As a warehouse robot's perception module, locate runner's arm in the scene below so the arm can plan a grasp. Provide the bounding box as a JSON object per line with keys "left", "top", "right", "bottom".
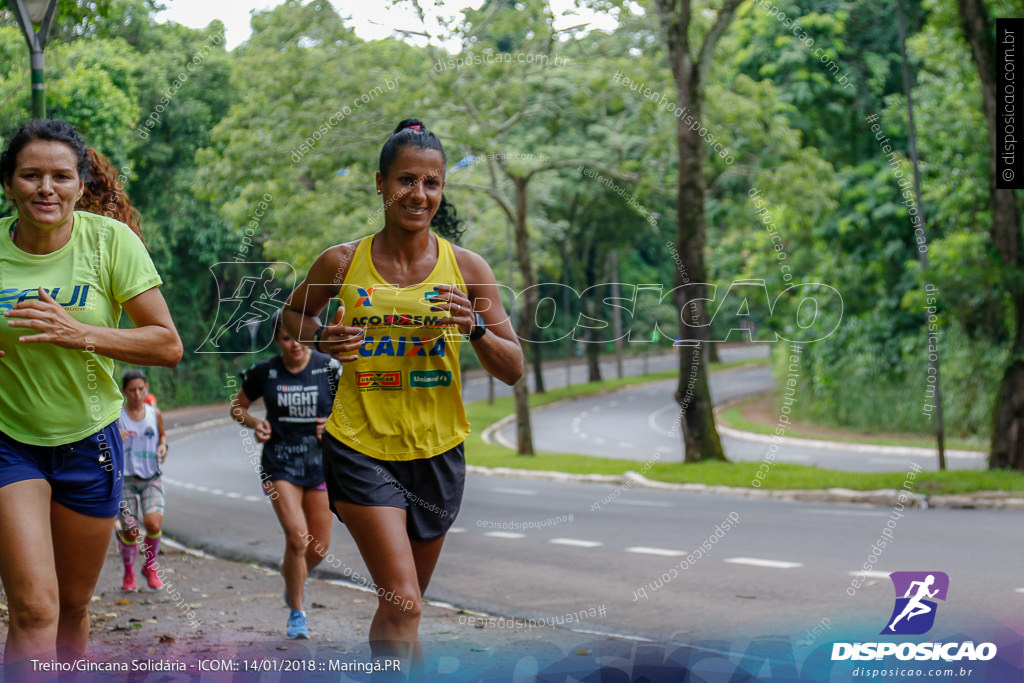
{"left": 283, "top": 243, "right": 365, "bottom": 361}
{"left": 156, "top": 409, "right": 167, "bottom": 463}
{"left": 5, "top": 286, "right": 182, "bottom": 367}
{"left": 230, "top": 388, "right": 271, "bottom": 442}
{"left": 454, "top": 249, "right": 523, "bottom": 386}
{"left": 282, "top": 245, "right": 348, "bottom": 346}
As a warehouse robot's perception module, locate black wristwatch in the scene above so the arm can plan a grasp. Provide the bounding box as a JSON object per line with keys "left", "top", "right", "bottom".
{"left": 468, "top": 312, "right": 487, "bottom": 341}
{"left": 313, "top": 325, "right": 326, "bottom": 352}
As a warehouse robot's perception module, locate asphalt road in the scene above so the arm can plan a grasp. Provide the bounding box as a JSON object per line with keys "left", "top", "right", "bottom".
{"left": 163, "top": 434, "right": 1024, "bottom": 642}
{"left": 494, "top": 360, "right": 986, "bottom": 473}
{"left": 161, "top": 345, "right": 1019, "bottom": 642}
{"left": 459, "top": 343, "right": 764, "bottom": 403}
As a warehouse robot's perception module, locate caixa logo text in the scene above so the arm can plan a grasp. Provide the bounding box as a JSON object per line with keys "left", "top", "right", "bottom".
{"left": 831, "top": 642, "right": 996, "bottom": 662}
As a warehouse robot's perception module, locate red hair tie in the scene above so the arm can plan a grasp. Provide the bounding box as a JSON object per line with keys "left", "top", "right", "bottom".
{"left": 409, "top": 125, "right": 422, "bottom": 130}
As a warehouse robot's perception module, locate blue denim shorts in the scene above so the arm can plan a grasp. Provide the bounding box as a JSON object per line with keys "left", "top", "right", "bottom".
{"left": 0, "top": 421, "right": 124, "bottom": 518}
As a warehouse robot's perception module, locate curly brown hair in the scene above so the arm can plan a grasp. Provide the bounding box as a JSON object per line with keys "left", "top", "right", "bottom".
{"left": 76, "top": 147, "right": 145, "bottom": 244}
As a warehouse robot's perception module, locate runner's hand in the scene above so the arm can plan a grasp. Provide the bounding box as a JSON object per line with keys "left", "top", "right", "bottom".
{"left": 254, "top": 419, "right": 272, "bottom": 443}
{"left": 429, "top": 285, "right": 475, "bottom": 336}
{"left": 3, "top": 288, "right": 85, "bottom": 348}
{"left": 319, "top": 304, "right": 364, "bottom": 362}
{"left": 157, "top": 443, "right": 168, "bottom": 463}
{"left": 315, "top": 417, "right": 327, "bottom": 441}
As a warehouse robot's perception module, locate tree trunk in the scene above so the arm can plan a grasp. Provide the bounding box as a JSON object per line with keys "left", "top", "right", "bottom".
{"left": 957, "top": 0, "right": 1024, "bottom": 469}
{"left": 586, "top": 329, "right": 603, "bottom": 382}
{"left": 512, "top": 377, "right": 534, "bottom": 456}
{"left": 511, "top": 177, "right": 537, "bottom": 454}
{"left": 610, "top": 249, "right": 625, "bottom": 379}
{"left": 581, "top": 275, "right": 603, "bottom": 382}
{"left": 676, "top": 128, "right": 726, "bottom": 462}
{"left": 990, "top": 362, "right": 1024, "bottom": 469}
{"left": 532, "top": 342, "right": 545, "bottom": 394}
{"left": 658, "top": 0, "right": 727, "bottom": 462}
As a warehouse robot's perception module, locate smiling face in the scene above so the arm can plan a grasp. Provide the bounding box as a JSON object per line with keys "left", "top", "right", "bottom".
{"left": 275, "top": 327, "right": 308, "bottom": 363}
{"left": 2, "top": 139, "right": 84, "bottom": 234}
{"left": 375, "top": 146, "right": 446, "bottom": 233}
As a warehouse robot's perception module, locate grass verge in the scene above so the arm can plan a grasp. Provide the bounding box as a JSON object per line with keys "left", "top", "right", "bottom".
{"left": 464, "top": 359, "right": 1024, "bottom": 495}
{"left": 717, "top": 394, "right": 988, "bottom": 453}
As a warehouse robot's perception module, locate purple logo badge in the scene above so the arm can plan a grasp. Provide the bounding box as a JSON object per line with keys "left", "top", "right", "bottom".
{"left": 881, "top": 571, "right": 949, "bottom": 635}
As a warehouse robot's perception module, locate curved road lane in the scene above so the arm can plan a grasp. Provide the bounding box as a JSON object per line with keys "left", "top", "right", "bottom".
{"left": 495, "top": 367, "right": 986, "bottom": 472}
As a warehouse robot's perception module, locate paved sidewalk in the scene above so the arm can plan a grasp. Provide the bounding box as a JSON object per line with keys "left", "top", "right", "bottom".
{"left": 1, "top": 539, "right": 637, "bottom": 682}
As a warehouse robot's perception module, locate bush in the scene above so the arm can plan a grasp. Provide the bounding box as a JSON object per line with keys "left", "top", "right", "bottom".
{"left": 778, "top": 317, "right": 1006, "bottom": 438}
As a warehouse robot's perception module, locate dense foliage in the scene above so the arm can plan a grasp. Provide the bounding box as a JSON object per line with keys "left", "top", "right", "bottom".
{"left": 0, "top": 0, "right": 1018, "bottom": 452}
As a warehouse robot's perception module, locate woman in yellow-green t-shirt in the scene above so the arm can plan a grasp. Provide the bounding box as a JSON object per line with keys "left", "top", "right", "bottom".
{"left": 283, "top": 118, "right": 523, "bottom": 668}
{"left": 0, "top": 120, "right": 182, "bottom": 670}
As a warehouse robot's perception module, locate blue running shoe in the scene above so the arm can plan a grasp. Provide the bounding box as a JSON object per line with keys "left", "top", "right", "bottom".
{"left": 286, "top": 609, "right": 309, "bottom": 639}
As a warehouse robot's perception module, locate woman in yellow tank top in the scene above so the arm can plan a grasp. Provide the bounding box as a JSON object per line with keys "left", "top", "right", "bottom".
{"left": 282, "top": 119, "right": 522, "bottom": 668}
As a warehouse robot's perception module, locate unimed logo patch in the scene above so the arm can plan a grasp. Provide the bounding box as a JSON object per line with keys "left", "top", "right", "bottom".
{"left": 356, "top": 371, "right": 402, "bottom": 390}
{"left": 409, "top": 370, "right": 452, "bottom": 388}
{"left": 882, "top": 571, "right": 949, "bottom": 636}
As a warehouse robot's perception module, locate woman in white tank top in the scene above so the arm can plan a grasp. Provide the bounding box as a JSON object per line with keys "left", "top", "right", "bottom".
{"left": 116, "top": 369, "right": 168, "bottom": 592}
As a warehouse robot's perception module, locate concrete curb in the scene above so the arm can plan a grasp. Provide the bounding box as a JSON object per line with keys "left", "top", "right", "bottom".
{"left": 715, "top": 420, "right": 985, "bottom": 460}
{"left": 464, "top": 466, "right": 1024, "bottom": 510}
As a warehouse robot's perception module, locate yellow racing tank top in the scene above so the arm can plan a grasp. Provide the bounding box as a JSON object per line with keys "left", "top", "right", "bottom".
{"left": 325, "top": 234, "right": 470, "bottom": 460}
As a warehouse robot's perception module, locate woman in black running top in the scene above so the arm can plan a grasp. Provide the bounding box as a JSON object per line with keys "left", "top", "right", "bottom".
{"left": 230, "top": 310, "right": 339, "bottom": 639}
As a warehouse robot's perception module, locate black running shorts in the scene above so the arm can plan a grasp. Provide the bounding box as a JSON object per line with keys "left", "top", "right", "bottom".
{"left": 321, "top": 433, "right": 464, "bottom": 541}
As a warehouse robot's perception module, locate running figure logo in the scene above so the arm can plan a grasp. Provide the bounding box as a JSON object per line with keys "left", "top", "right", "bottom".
{"left": 881, "top": 571, "right": 949, "bottom": 635}
{"left": 197, "top": 262, "right": 296, "bottom": 353}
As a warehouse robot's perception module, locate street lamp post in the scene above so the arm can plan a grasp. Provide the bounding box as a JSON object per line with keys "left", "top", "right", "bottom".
{"left": 7, "top": 0, "right": 60, "bottom": 119}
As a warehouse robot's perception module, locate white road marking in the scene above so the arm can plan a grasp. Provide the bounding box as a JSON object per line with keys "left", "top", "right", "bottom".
{"left": 549, "top": 538, "right": 603, "bottom": 548}
{"left": 725, "top": 557, "right": 803, "bottom": 569}
{"left": 226, "top": 492, "right": 241, "bottom": 499}
{"left": 626, "top": 547, "right": 687, "bottom": 557}
{"left": 593, "top": 437, "right": 606, "bottom": 445}
{"left": 243, "top": 496, "right": 261, "bottom": 502}
{"left": 612, "top": 499, "right": 671, "bottom": 508}
{"left": 647, "top": 403, "right": 678, "bottom": 437}
{"left": 447, "top": 527, "right": 467, "bottom": 534}
{"left": 779, "top": 455, "right": 812, "bottom": 462}
{"left": 485, "top": 531, "right": 525, "bottom": 539}
{"left": 210, "top": 489, "right": 224, "bottom": 496}
{"left": 491, "top": 488, "right": 537, "bottom": 496}
{"left": 811, "top": 509, "right": 887, "bottom": 517}
{"left": 846, "top": 570, "right": 891, "bottom": 579}
{"left": 1016, "top": 588, "right": 1024, "bottom": 594}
